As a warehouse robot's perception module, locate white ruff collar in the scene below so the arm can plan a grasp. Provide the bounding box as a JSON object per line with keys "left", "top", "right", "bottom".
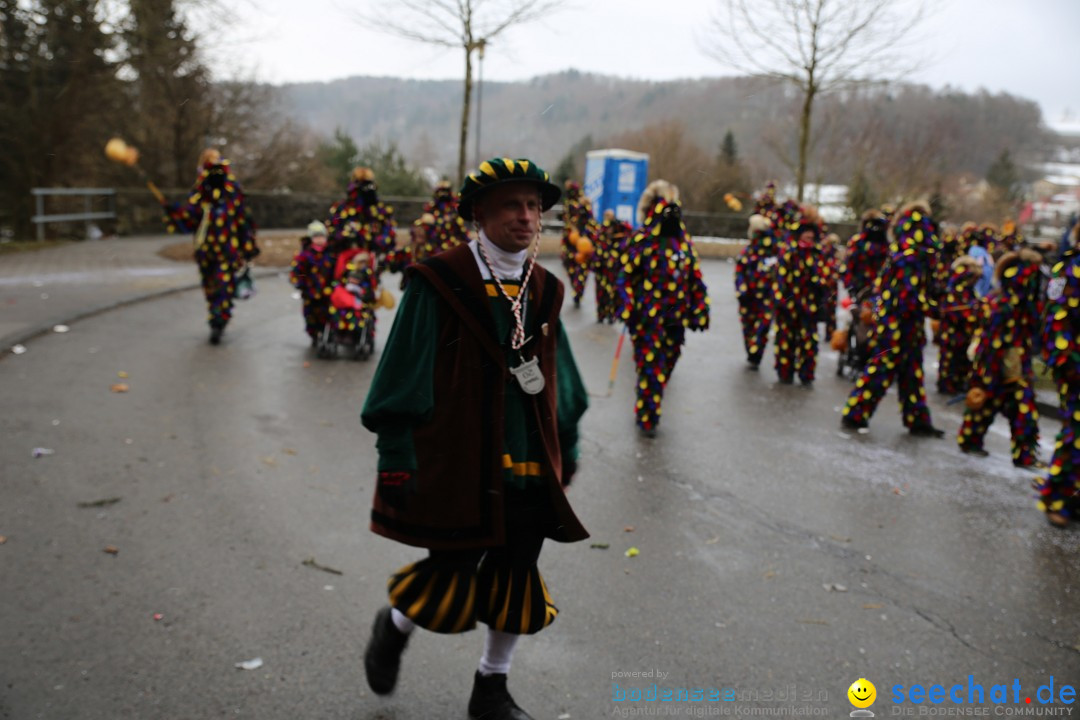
{"left": 471, "top": 230, "right": 527, "bottom": 281}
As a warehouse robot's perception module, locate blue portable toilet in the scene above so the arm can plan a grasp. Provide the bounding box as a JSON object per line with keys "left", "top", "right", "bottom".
{"left": 583, "top": 149, "right": 649, "bottom": 227}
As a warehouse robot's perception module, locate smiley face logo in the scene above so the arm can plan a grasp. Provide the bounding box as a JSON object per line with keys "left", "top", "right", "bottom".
{"left": 848, "top": 678, "right": 876, "bottom": 709}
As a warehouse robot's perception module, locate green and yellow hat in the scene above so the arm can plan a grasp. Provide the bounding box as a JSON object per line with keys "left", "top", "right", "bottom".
{"left": 458, "top": 157, "right": 561, "bottom": 222}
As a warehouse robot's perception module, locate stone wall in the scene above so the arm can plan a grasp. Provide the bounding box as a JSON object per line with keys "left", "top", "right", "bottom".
{"left": 114, "top": 187, "right": 858, "bottom": 245}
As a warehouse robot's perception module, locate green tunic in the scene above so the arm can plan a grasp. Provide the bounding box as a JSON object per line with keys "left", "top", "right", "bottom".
{"left": 363, "top": 273, "right": 587, "bottom": 491}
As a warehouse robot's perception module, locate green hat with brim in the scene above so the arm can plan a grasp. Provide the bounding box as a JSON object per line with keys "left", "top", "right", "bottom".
{"left": 458, "top": 157, "right": 561, "bottom": 222}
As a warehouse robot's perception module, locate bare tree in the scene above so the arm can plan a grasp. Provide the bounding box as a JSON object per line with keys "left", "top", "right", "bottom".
{"left": 355, "top": 0, "right": 563, "bottom": 184}
{"left": 703, "top": 0, "right": 927, "bottom": 202}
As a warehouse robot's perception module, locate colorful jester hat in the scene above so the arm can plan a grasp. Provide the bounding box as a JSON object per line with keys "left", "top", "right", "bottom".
{"left": 994, "top": 248, "right": 1043, "bottom": 304}
{"left": 773, "top": 199, "right": 803, "bottom": 235}
{"left": 427, "top": 180, "right": 458, "bottom": 212}
{"left": 860, "top": 208, "right": 888, "bottom": 234}
{"left": 887, "top": 201, "right": 940, "bottom": 258}
{"left": 458, "top": 157, "right": 561, "bottom": 222}
{"left": 754, "top": 180, "right": 778, "bottom": 215}
{"left": 950, "top": 255, "right": 982, "bottom": 281}
{"left": 637, "top": 180, "right": 681, "bottom": 228}
{"left": 789, "top": 205, "right": 826, "bottom": 248}
{"left": 188, "top": 154, "right": 241, "bottom": 206}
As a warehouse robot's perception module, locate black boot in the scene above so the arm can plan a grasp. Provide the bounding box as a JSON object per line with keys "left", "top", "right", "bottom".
{"left": 208, "top": 324, "right": 224, "bottom": 345}
{"left": 909, "top": 424, "right": 945, "bottom": 438}
{"left": 364, "top": 606, "right": 410, "bottom": 695}
{"left": 468, "top": 671, "right": 534, "bottom": 720}
{"left": 841, "top": 415, "right": 867, "bottom": 431}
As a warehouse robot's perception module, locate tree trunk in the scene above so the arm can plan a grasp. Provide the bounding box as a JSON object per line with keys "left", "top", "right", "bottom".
{"left": 457, "top": 46, "right": 474, "bottom": 186}
{"left": 796, "top": 84, "right": 816, "bottom": 204}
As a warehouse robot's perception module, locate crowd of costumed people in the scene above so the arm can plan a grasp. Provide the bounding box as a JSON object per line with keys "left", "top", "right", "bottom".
{"left": 734, "top": 182, "right": 1079, "bottom": 530}
{"left": 154, "top": 148, "right": 1078, "bottom": 532}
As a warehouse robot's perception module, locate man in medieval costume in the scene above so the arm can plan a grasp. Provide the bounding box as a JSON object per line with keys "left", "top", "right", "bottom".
{"left": 360, "top": 157, "right": 589, "bottom": 720}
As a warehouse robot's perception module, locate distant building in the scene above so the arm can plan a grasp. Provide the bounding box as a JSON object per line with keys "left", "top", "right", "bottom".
{"left": 781, "top": 183, "right": 851, "bottom": 223}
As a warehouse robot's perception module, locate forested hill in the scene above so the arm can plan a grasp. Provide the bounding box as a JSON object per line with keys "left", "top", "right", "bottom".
{"left": 277, "top": 70, "right": 1050, "bottom": 185}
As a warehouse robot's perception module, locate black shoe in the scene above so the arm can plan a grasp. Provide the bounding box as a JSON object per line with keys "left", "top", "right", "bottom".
{"left": 468, "top": 671, "right": 534, "bottom": 720}
{"left": 639, "top": 426, "right": 657, "bottom": 439}
{"left": 800, "top": 379, "right": 813, "bottom": 388}
{"left": 746, "top": 358, "right": 760, "bottom": 371}
{"left": 778, "top": 377, "right": 793, "bottom": 385}
{"left": 364, "top": 606, "right": 410, "bottom": 696}
{"left": 573, "top": 297, "right": 581, "bottom": 309}
{"left": 841, "top": 416, "right": 867, "bottom": 431}
{"left": 1014, "top": 457, "right": 1047, "bottom": 472}
{"left": 909, "top": 424, "right": 945, "bottom": 438}
{"left": 960, "top": 445, "right": 989, "bottom": 457}
{"left": 209, "top": 325, "right": 223, "bottom": 345}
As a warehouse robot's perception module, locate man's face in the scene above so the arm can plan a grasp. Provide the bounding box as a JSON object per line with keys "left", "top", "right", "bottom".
{"left": 474, "top": 182, "right": 542, "bottom": 253}
{"left": 311, "top": 233, "right": 327, "bottom": 249}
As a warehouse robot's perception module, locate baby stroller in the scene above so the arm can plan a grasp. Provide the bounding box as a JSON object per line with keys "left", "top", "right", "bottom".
{"left": 835, "top": 286, "right": 875, "bottom": 379}
{"left": 317, "top": 250, "right": 378, "bottom": 361}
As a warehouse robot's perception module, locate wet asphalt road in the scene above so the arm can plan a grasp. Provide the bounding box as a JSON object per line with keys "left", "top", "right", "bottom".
{"left": 2, "top": 259, "right": 1078, "bottom": 720}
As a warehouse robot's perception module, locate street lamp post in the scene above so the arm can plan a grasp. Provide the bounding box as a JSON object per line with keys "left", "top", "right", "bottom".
{"left": 474, "top": 39, "right": 487, "bottom": 169}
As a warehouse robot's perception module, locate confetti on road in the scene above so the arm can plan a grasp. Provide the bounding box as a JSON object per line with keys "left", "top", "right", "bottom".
{"left": 302, "top": 557, "right": 343, "bottom": 575}
{"left": 77, "top": 497, "right": 122, "bottom": 508}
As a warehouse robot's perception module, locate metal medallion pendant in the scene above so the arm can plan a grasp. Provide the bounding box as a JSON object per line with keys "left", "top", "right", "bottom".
{"left": 510, "top": 356, "right": 545, "bottom": 395}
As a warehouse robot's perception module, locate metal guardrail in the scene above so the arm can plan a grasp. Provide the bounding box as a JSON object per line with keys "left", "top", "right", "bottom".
{"left": 31, "top": 187, "right": 117, "bottom": 241}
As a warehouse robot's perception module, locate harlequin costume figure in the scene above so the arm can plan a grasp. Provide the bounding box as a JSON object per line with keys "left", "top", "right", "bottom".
{"left": 935, "top": 256, "right": 982, "bottom": 395}
{"left": 424, "top": 180, "right": 470, "bottom": 254}
{"left": 360, "top": 157, "right": 588, "bottom": 720}
{"left": 734, "top": 213, "right": 779, "bottom": 369}
{"left": 560, "top": 181, "right": 595, "bottom": 308}
{"left": 771, "top": 210, "right": 832, "bottom": 386}
{"left": 326, "top": 167, "right": 396, "bottom": 259}
{"left": 840, "top": 209, "right": 889, "bottom": 300}
{"left": 957, "top": 249, "right": 1044, "bottom": 468}
{"left": 384, "top": 213, "right": 436, "bottom": 289}
{"left": 1035, "top": 225, "right": 1080, "bottom": 528}
{"left": 594, "top": 209, "right": 631, "bottom": 324}
{"left": 163, "top": 148, "right": 259, "bottom": 345}
{"left": 841, "top": 201, "right": 945, "bottom": 436}
{"left": 290, "top": 221, "right": 337, "bottom": 346}
{"left": 617, "top": 180, "right": 710, "bottom": 437}
{"left": 931, "top": 225, "right": 962, "bottom": 303}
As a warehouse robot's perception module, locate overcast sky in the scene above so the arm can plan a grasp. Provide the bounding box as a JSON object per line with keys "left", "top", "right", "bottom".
{"left": 211, "top": 0, "right": 1080, "bottom": 128}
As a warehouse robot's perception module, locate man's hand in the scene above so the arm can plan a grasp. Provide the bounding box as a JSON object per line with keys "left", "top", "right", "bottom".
{"left": 561, "top": 457, "right": 577, "bottom": 489}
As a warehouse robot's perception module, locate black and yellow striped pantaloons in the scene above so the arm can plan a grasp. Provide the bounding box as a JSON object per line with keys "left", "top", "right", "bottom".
{"left": 386, "top": 499, "right": 558, "bottom": 635}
